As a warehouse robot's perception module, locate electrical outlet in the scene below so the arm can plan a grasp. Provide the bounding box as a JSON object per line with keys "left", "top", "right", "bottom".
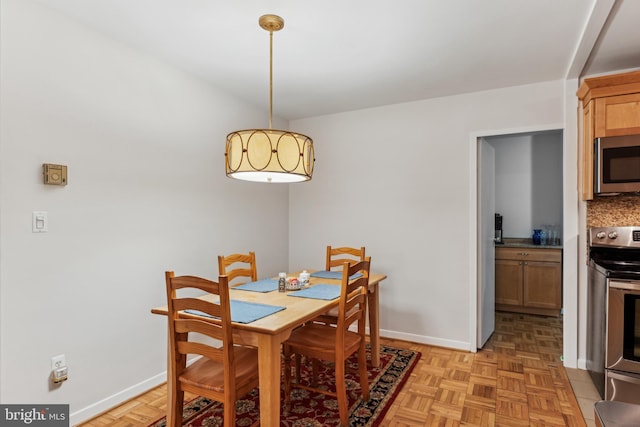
{"left": 51, "top": 366, "right": 68, "bottom": 383}
{"left": 51, "top": 354, "right": 65, "bottom": 370}
{"left": 51, "top": 354, "right": 68, "bottom": 383}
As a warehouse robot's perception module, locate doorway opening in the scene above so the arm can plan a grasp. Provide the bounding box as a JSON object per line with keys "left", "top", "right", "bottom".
{"left": 477, "top": 129, "right": 564, "bottom": 350}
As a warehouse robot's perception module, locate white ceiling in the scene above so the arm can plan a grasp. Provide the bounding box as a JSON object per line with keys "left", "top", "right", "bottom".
{"left": 581, "top": 0, "right": 640, "bottom": 76}
{"left": 32, "top": 0, "right": 640, "bottom": 120}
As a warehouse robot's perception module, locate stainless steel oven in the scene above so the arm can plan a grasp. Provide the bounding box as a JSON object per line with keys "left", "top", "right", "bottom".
{"left": 587, "top": 258, "right": 607, "bottom": 397}
{"left": 606, "top": 279, "right": 640, "bottom": 403}
{"left": 588, "top": 226, "right": 640, "bottom": 404}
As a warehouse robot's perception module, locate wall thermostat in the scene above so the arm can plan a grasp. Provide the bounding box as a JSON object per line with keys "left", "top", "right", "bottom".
{"left": 43, "top": 163, "right": 67, "bottom": 186}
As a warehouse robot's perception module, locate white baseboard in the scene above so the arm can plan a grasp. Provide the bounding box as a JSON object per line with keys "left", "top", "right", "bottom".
{"left": 380, "top": 328, "right": 470, "bottom": 351}
{"left": 70, "top": 371, "right": 166, "bottom": 426}
{"left": 576, "top": 358, "right": 587, "bottom": 370}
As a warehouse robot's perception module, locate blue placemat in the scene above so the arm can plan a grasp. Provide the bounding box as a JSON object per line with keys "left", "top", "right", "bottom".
{"left": 310, "top": 270, "right": 363, "bottom": 280}
{"left": 234, "top": 279, "right": 279, "bottom": 293}
{"left": 184, "top": 300, "right": 285, "bottom": 324}
{"left": 287, "top": 284, "right": 340, "bottom": 300}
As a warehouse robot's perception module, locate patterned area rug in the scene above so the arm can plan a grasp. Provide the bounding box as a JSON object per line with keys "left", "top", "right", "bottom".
{"left": 150, "top": 344, "right": 420, "bottom": 427}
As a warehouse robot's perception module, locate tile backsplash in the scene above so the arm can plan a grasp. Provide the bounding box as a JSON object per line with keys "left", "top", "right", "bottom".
{"left": 587, "top": 195, "right": 640, "bottom": 228}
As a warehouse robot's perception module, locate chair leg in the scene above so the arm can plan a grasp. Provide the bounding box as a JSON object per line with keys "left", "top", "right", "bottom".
{"left": 283, "top": 348, "right": 292, "bottom": 408}
{"left": 223, "top": 396, "right": 236, "bottom": 427}
{"left": 295, "top": 353, "right": 302, "bottom": 383}
{"left": 170, "top": 388, "right": 184, "bottom": 427}
{"left": 311, "top": 358, "right": 319, "bottom": 387}
{"left": 358, "top": 344, "right": 369, "bottom": 401}
{"left": 335, "top": 359, "right": 349, "bottom": 427}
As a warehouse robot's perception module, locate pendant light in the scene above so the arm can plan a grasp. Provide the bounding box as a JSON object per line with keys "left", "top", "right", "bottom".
{"left": 225, "top": 14, "right": 315, "bottom": 183}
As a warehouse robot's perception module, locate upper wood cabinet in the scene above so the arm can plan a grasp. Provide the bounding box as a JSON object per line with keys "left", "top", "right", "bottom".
{"left": 577, "top": 70, "right": 640, "bottom": 200}
{"left": 595, "top": 93, "right": 640, "bottom": 137}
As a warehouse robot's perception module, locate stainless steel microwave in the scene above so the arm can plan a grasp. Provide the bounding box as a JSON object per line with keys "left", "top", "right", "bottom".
{"left": 595, "top": 135, "right": 640, "bottom": 194}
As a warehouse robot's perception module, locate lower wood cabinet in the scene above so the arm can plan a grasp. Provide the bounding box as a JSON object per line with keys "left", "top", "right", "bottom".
{"left": 495, "top": 247, "right": 562, "bottom": 317}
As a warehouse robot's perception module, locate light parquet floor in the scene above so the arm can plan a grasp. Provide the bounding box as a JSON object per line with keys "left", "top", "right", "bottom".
{"left": 78, "top": 312, "right": 590, "bottom": 427}
{"left": 379, "top": 312, "right": 587, "bottom": 427}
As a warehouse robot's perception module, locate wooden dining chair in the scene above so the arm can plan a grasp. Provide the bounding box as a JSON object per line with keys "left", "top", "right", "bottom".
{"left": 314, "top": 245, "right": 368, "bottom": 326}
{"left": 217, "top": 252, "right": 258, "bottom": 287}
{"left": 283, "top": 258, "right": 371, "bottom": 427}
{"left": 164, "top": 271, "right": 259, "bottom": 427}
{"left": 325, "top": 245, "right": 366, "bottom": 271}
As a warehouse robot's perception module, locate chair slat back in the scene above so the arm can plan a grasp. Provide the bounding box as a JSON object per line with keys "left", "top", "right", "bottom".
{"left": 325, "top": 246, "right": 366, "bottom": 271}
{"left": 337, "top": 257, "right": 370, "bottom": 344}
{"left": 165, "top": 271, "right": 235, "bottom": 375}
{"left": 218, "top": 252, "right": 258, "bottom": 286}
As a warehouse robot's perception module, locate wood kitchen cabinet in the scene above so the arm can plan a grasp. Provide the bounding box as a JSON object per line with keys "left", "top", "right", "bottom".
{"left": 594, "top": 93, "right": 640, "bottom": 137}
{"left": 495, "top": 247, "right": 562, "bottom": 317}
{"left": 577, "top": 70, "right": 640, "bottom": 200}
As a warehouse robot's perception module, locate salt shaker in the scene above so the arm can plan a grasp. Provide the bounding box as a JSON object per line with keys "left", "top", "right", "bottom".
{"left": 278, "top": 272, "right": 286, "bottom": 293}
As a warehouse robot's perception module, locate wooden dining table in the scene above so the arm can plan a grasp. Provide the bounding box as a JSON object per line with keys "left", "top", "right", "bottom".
{"left": 151, "top": 271, "right": 386, "bottom": 427}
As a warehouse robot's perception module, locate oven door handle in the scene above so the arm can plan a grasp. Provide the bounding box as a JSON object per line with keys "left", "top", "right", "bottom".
{"left": 609, "top": 280, "right": 640, "bottom": 292}
{"left": 608, "top": 370, "right": 640, "bottom": 384}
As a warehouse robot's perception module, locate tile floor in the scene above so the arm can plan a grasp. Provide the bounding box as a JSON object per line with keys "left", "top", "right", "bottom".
{"left": 566, "top": 367, "right": 601, "bottom": 427}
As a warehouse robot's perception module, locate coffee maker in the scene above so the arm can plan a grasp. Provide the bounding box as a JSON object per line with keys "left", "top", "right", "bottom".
{"left": 494, "top": 213, "right": 503, "bottom": 244}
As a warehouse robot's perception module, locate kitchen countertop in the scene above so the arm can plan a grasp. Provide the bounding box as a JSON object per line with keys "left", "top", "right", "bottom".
{"left": 496, "top": 238, "right": 563, "bottom": 249}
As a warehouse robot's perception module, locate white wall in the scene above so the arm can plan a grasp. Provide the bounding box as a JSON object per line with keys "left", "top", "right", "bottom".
{"left": 0, "top": 0, "right": 290, "bottom": 422}
{"left": 489, "top": 131, "right": 563, "bottom": 238}
{"left": 530, "top": 132, "right": 564, "bottom": 234}
{"left": 289, "top": 81, "right": 565, "bottom": 351}
{"left": 491, "top": 135, "right": 534, "bottom": 237}
{"left": 563, "top": 78, "right": 581, "bottom": 369}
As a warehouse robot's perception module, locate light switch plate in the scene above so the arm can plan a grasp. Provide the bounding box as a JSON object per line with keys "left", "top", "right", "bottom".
{"left": 32, "top": 211, "right": 48, "bottom": 233}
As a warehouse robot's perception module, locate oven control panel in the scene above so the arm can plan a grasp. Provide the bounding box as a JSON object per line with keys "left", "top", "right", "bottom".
{"left": 590, "top": 226, "right": 640, "bottom": 248}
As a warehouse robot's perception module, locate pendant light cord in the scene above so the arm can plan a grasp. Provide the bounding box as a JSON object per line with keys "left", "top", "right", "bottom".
{"left": 269, "top": 29, "right": 273, "bottom": 130}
